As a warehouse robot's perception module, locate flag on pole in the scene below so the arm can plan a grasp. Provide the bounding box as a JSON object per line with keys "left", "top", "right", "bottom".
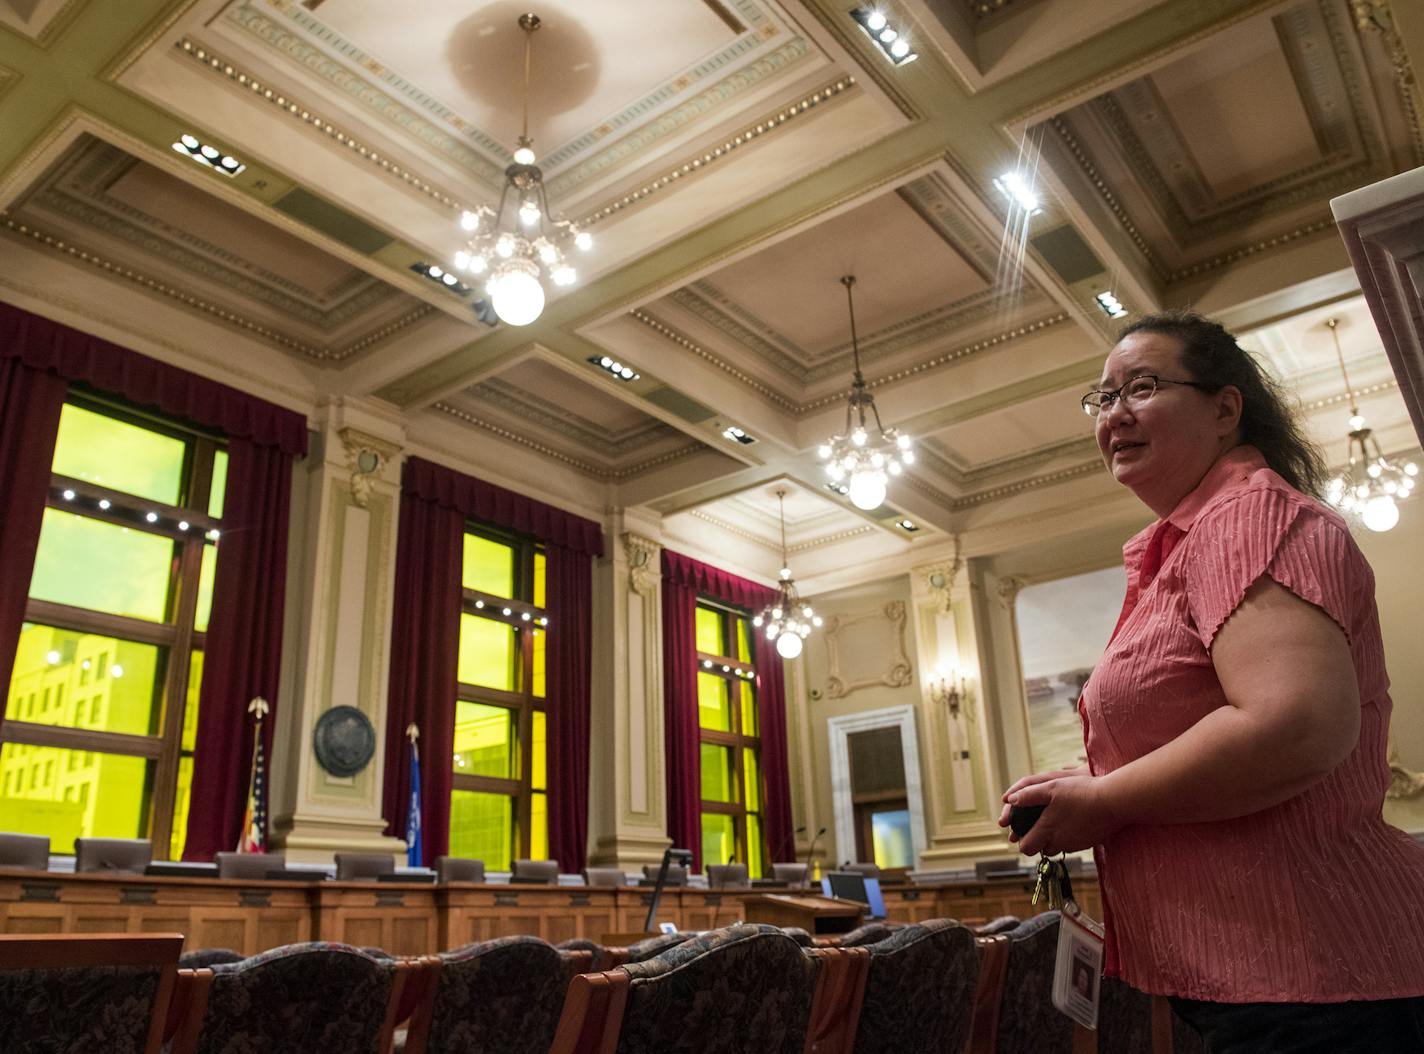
{"left": 237, "top": 697, "right": 269, "bottom": 853}
{"left": 405, "top": 723, "right": 423, "bottom": 867}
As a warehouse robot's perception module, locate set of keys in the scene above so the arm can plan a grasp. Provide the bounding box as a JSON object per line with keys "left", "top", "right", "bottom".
{"left": 1008, "top": 803, "right": 1075, "bottom": 909}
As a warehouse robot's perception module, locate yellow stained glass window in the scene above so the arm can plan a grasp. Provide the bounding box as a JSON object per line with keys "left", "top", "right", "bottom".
{"left": 700, "top": 743, "right": 735, "bottom": 803}
{"left": 5, "top": 625, "right": 161, "bottom": 737}
{"left": 533, "top": 551, "right": 546, "bottom": 609}
{"left": 450, "top": 789, "right": 513, "bottom": 871}
{"left": 194, "top": 543, "right": 217, "bottom": 634}
{"left": 531, "top": 628, "right": 545, "bottom": 698}
{"left": 208, "top": 449, "right": 228, "bottom": 520}
{"left": 697, "top": 672, "right": 730, "bottom": 732}
{"left": 743, "top": 748, "right": 761, "bottom": 812}
{"left": 695, "top": 606, "right": 724, "bottom": 655}
{"left": 736, "top": 618, "right": 752, "bottom": 664}
{"left": 531, "top": 710, "right": 546, "bottom": 792}
{"left": 52, "top": 403, "right": 186, "bottom": 507}
{"left": 169, "top": 756, "right": 193, "bottom": 861}
{"left": 531, "top": 791, "right": 547, "bottom": 861}
{"left": 182, "top": 651, "right": 203, "bottom": 753}
{"left": 453, "top": 701, "right": 514, "bottom": 778}
{"left": 29, "top": 510, "right": 174, "bottom": 622}
{"left": 740, "top": 682, "right": 758, "bottom": 738}
{"left": 700, "top": 813, "right": 734, "bottom": 867}
{"left": 457, "top": 615, "right": 515, "bottom": 692}
{"left": 462, "top": 535, "right": 514, "bottom": 598}
{"left": 746, "top": 812, "right": 764, "bottom": 879}
{"left": 0, "top": 743, "right": 152, "bottom": 854}
{"left": 871, "top": 810, "right": 913, "bottom": 868}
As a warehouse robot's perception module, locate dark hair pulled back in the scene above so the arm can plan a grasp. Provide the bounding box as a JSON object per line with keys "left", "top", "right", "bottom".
{"left": 1118, "top": 310, "right": 1328, "bottom": 498}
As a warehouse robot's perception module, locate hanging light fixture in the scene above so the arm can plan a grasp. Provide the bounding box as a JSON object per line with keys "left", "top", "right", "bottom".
{"left": 817, "top": 275, "right": 913, "bottom": 510}
{"left": 450, "top": 13, "right": 593, "bottom": 326}
{"left": 1323, "top": 316, "right": 1416, "bottom": 532}
{"left": 753, "top": 488, "right": 822, "bottom": 659}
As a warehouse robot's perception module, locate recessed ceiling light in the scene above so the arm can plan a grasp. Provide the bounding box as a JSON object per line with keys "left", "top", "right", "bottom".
{"left": 721, "top": 425, "right": 756, "bottom": 445}
{"left": 1095, "top": 291, "right": 1129, "bottom": 319}
{"left": 896, "top": 518, "right": 920, "bottom": 532}
{"left": 993, "top": 171, "right": 1041, "bottom": 214}
{"left": 825, "top": 482, "right": 850, "bottom": 497}
{"left": 849, "top": 7, "right": 918, "bottom": 65}
{"left": 172, "top": 134, "right": 245, "bottom": 176}
{"left": 411, "top": 262, "right": 470, "bottom": 295}
{"left": 587, "top": 355, "right": 640, "bottom": 382}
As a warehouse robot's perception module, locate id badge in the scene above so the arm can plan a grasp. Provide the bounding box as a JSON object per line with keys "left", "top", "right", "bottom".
{"left": 1051, "top": 901, "right": 1104, "bottom": 1030}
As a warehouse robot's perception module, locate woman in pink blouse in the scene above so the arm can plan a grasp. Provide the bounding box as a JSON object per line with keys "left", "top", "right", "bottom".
{"left": 999, "top": 312, "right": 1424, "bottom": 1051}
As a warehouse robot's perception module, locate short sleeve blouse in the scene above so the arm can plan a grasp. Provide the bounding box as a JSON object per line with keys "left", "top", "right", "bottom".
{"left": 1079, "top": 445, "right": 1424, "bottom": 1001}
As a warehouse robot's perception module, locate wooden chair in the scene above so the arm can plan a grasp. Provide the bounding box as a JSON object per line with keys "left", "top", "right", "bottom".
{"left": 982, "top": 913, "right": 1082, "bottom": 1054}
{"left": 402, "top": 935, "right": 573, "bottom": 1054}
{"left": 804, "top": 944, "right": 871, "bottom": 1054}
{"left": 0, "top": 932, "right": 182, "bottom": 1054}
{"left": 848, "top": 919, "right": 978, "bottom": 1054}
{"left": 166, "top": 941, "right": 409, "bottom": 1054}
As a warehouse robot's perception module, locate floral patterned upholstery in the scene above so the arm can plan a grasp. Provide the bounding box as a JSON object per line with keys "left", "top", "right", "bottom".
{"left": 0, "top": 962, "right": 162, "bottom": 1054}
{"left": 838, "top": 922, "right": 902, "bottom": 948}
{"left": 178, "top": 949, "right": 243, "bottom": 969}
{"left": 556, "top": 938, "right": 610, "bottom": 971}
{"left": 422, "top": 936, "right": 569, "bottom": 1054}
{"left": 624, "top": 932, "right": 697, "bottom": 963}
{"left": 973, "top": 916, "right": 1021, "bottom": 936}
{"left": 1096, "top": 975, "right": 1153, "bottom": 1052}
{"left": 613, "top": 925, "right": 817, "bottom": 1054}
{"left": 192, "top": 941, "right": 397, "bottom": 1054}
{"left": 851, "top": 919, "right": 978, "bottom": 1054}
{"left": 995, "top": 913, "right": 1073, "bottom": 1054}
{"left": 780, "top": 928, "right": 814, "bottom": 948}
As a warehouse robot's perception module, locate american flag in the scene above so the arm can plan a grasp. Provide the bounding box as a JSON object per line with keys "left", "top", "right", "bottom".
{"left": 238, "top": 698, "right": 268, "bottom": 853}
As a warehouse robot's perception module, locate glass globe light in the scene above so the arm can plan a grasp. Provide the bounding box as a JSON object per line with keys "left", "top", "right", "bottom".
{"left": 776, "top": 632, "right": 803, "bottom": 659}
{"left": 1349, "top": 414, "right": 1365, "bottom": 431}
{"left": 519, "top": 202, "right": 541, "bottom": 226}
{"left": 575, "top": 231, "right": 593, "bottom": 251}
{"left": 866, "top": 10, "right": 887, "bottom": 31}
{"left": 513, "top": 146, "right": 536, "bottom": 165}
{"left": 460, "top": 211, "right": 480, "bottom": 231}
{"left": 1362, "top": 494, "right": 1399, "bottom": 532}
{"left": 847, "top": 470, "right": 886, "bottom": 511}
{"left": 488, "top": 265, "right": 545, "bottom": 326}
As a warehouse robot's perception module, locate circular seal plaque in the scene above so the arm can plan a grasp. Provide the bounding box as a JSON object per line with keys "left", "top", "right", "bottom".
{"left": 313, "top": 705, "right": 376, "bottom": 778}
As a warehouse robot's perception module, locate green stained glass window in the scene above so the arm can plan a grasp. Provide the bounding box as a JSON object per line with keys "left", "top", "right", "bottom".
{"left": 743, "top": 748, "right": 761, "bottom": 812}
{"left": 194, "top": 543, "right": 217, "bottom": 634}
{"left": 29, "top": 510, "right": 174, "bottom": 622}
{"left": 453, "top": 701, "right": 514, "bottom": 778}
{"left": 181, "top": 651, "right": 203, "bottom": 753}
{"left": 697, "top": 672, "right": 730, "bottom": 732}
{"left": 746, "top": 812, "right": 764, "bottom": 879}
{"left": 457, "top": 615, "right": 515, "bottom": 691}
{"left": 170, "top": 756, "right": 193, "bottom": 862}
{"left": 700, "top": 743, "right": 735, "bottom": 803}
{"left": 450, "top": 790, "right": 514, "bottom": 871}
{"left": 462, "top": 535, "right": 514, "bottom": 598}
{"left": 52, "top": 403, "right": 186, "bottom": 506}
{"left": 736, "top": 618, "right": 752, "bottom": 663}
{"left": 5, "top": 624, "right": 162, "bottom": 736}
{"left": 695, "top": 606, "right": 724, "bottom": 655}
{"left": 740, "top": 682, "right": 758, "bottom": 738}
{"left": 700, "top": 812, "right": 734, "bottom": 867}
{"left": 531, "top": 710, "right": 546, "bottom": 792}
{"left": 207, "top": 449, "right": 228, "bottom": 520}
{"left": 0, "top": 742, "right": 153, "bottom": 854}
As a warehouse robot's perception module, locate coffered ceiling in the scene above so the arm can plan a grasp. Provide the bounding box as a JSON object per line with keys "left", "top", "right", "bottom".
{"left": 0, "top": 0, "right": 1419, "bottom": 587}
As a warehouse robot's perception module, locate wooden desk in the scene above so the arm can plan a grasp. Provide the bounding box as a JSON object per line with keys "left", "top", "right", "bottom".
{"left": 743, "top": 893, "right": 863, "bottom": 934}
{"left": 0, "top": 869, "right": 1101, "bottom": 955}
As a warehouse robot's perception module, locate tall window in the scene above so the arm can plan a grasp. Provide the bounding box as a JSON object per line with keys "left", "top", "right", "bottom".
{"left": 0, "top": 397, "right": 224, "bottom": 858}
{"left": 696, "top": 602, "right": 765, "bottom": 877}
{"left": 450, "top": 528, "right": 548, "bottom": 870}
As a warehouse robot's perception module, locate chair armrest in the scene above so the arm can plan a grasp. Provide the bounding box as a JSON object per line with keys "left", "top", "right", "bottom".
{"left": 804, "top": 946, "right": 870, "bottom": 1054}
{"left": 396, "top": 956, "right": 442, "bottom": 1054}
{"left": 548, "top": 971, "right": 631, "bottom": 1054}
{"left": 165, "top": 969, "right": 213, "bottom": 1054}
{"left": 966, "top": 935, "right": 1010, "bottom": 1054}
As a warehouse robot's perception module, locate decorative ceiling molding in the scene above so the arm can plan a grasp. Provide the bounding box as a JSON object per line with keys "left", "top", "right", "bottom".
{"left": 629, "top": 308, "right": 799, "bottom": 411}
{"left": 464, "top": 377, "right": 680, "bottom": 459}
{"left": 0, "top": 217, "right": 433, "bottom": 362}
{"left": 175, "top": 38, "right": 463, "bottom": 210}
{"left": 903, "top": 454, "right": 1104, "bottom": 512}
{"left": 0, "top": 66, "right": 21, "bottom": 106}
{"left": 920, "top": 434, "right": 1101, "bottom": 487}
{"left": 1352, "top": 1, "right": 1424, "bottom": 163}
{"left": 687, "top": 507, "right": 879, "bottom": 554}
{"left": 789, "top": 523, "right": 879, "bottom": 553}
{"left": 432, "top": 401, "right": 705, "bottom": 481}
{"left": 577, "top": 76, "right": 857, "bottom": 227}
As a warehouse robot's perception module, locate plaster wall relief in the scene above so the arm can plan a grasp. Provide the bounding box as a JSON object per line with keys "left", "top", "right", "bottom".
{"left": 269, "top": 399, "right": 410, "bottom": 863}
{"left": 821, "top": 601, "right": 914, "bottom": 699}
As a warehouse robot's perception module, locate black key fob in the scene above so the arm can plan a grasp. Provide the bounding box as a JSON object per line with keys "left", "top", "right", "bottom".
{"left": 1009, "top": 804, "right": 1045, "bottom": 838}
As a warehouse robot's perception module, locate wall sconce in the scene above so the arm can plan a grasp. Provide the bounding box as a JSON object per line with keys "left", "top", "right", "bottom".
{"left": 930, "top": 667, "right": 967, "bottom": 718}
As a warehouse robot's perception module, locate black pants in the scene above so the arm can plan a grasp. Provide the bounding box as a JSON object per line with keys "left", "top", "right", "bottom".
{"left": 1170, "top": 995, "right": 1424, "bottom": 1053}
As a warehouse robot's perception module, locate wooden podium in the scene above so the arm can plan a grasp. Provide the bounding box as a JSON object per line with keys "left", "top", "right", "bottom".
{"left": 742, "top": 893, "right": 864, "bottom": 935}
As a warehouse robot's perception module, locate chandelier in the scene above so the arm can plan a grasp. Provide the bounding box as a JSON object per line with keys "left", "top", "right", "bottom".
{"left": 451, "top": 13, "right": 592, "bottom": 327}
{"left": 1323, "top": 316, "right": 1416, "bottom": 532}
{"left": 817, "top": 276, "right": 913, "bottom": 510}
{"left": 753, "top": 489, "right": 822, "bottom": 659}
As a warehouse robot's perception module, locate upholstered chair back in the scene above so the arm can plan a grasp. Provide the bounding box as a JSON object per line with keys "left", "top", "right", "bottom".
{"left": 614, "top": 925, "right": 818, "bottom": 1054}
{"left": 1096, "top": 974, "right": 1156, "bottom": 1053}
{"left": 639, "top": 863, "right": 687, "bottom": 886}
{"left": 624, "top": 932, "right": 697, "bottom": 963}
{"left": 770, "top": 862, "right": 808, "bottom": 886}
{"left": 334, "top": 853, "right": 395, "bottom": 882}
{"left": 214, "top": 851, "right": 285, "bottom": 880}
{"left": 0, "top": 833, "right": 49, "bottom": 871}
{"left": 511, "top": 858, "right": 559, "bottom": 884}
{"left": 705, "top": 863, "right": 750, "bottom": 889}
{"left": 183, "top": 942, "right": 401, "bottom": 1054}
{"left": 850, "top": 919, "right": 978, "bottom": 1054}
{"left": 838, "top": 922, "right": 902, "bottom": 948}
{"left": 582, "top": 866, "right": 626, "bottom": 886}
{"left": 178, "top": 948, "right": 243, "bottom": 969}
{"left": 994, "top": 913, "right": 1074, "bottom": 1054}
{"left": 973, "top": 915, "right": 1021, "bottom": 936}
{"left": 74, "top": 837, "right": 152, "bottom": 874}
{"left": 406, "top": 936, "right": 570, "bottom": 1054}
{"left": 434, "top": 856, "right": 485, "bottom": 884}
{"left": 843, "top": 862, "right": 881, "bottom": 879}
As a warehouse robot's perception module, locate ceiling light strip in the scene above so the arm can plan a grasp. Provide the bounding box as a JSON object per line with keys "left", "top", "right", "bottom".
{"left": 174, "top": 38, "right": 461, "bottom": 211}
{"left": 578, "top": 77, "right": 856, "bottom": 228}
{"left": 1304, "top": 378, "right": 1398, "bottom": 412}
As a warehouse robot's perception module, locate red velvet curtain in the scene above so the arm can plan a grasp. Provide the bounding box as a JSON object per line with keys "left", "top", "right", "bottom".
{"left": 547, "top": 546, "right": 591, "bottom": 872}
{"left": 660, "top": 550, "right": 794, "bottom": 872}
{"left": 0, "top": 356, "right": 68, "bottom": 693}
{"left": 381, "top": 482, "right": 464, "bottom": 865}
{"left": 0, "top": 301, "right": 307, "bottom": 860}
{"left": 183, "top": 439, "right": 295, "bottom": 859}
{"left": 384, "top": 457, "right": 603, "bottom": 868}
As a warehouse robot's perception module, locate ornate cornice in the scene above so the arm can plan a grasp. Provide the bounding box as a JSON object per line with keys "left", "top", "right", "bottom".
{"left": 630, "top": 309, "right": 798, "bottom": 411}
{"left": 465, "top": 378, "right": 676, "bottom": 458}
{"left": 686, "top": 508, "right": 877, "bottom": 554}
{"left": 624, "top": 533, "right": 662, "bottom": 597}
{"left": 1353, "top": 1, "right": 1424, "bottom": 163}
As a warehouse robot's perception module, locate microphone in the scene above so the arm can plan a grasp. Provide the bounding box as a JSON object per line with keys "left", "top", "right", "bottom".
{"left": 775, "top": 825, "right": 806, "bottom": 863}
{"left": 804, "top": 827, "right": 827, "bottom": 875}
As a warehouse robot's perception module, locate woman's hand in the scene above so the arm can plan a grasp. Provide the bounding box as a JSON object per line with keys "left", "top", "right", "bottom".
{"left": 998, "top": 770, "right": 1122, "bottom": 856}
{"left": 997, "top": 766, "right": 1088, "bottom": 831}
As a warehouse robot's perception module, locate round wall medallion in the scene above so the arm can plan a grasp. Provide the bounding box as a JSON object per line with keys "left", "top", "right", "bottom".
{"left": 313, "top": 705, "right": 376, "bottom": 778}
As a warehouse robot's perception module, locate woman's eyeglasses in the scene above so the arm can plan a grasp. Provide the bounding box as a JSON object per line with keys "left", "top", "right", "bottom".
{"left": 1081, "top": 374, "right": 1214, "bottom": 417}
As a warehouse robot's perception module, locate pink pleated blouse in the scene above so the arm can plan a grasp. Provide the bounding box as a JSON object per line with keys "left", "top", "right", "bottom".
{"left": 1080, "top": 445, "right": 1424, "bottom": 1002}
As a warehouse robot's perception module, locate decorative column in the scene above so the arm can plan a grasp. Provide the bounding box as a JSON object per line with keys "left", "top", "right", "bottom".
{"left": 585, "top": 523, "right": 672, "bottom": 869}
{"left": 268, "top": 396, "right": 408, "bottom": 863}
{"left": 909, "top": 549, "right": 1024, "bottom": 873}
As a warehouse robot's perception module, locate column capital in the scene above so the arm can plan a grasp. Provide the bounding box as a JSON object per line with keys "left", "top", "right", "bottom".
{"left": 996, "top": 575, "right": 1025, "bottom": 609}
{"left": 622, "top": 532, "right": 662, "bottom": 597}
{"left": 915, "top": 537, "right": 963, "bottom": 612}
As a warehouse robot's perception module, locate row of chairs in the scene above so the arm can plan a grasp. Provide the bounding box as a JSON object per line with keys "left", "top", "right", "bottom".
{"left": 0, "top": 914, "right": 1204, "bottom": 1054}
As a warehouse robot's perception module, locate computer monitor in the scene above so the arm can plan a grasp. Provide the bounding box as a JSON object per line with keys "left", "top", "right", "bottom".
{"left": 822, "top": 871, "right": 886, "bottom": 919}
